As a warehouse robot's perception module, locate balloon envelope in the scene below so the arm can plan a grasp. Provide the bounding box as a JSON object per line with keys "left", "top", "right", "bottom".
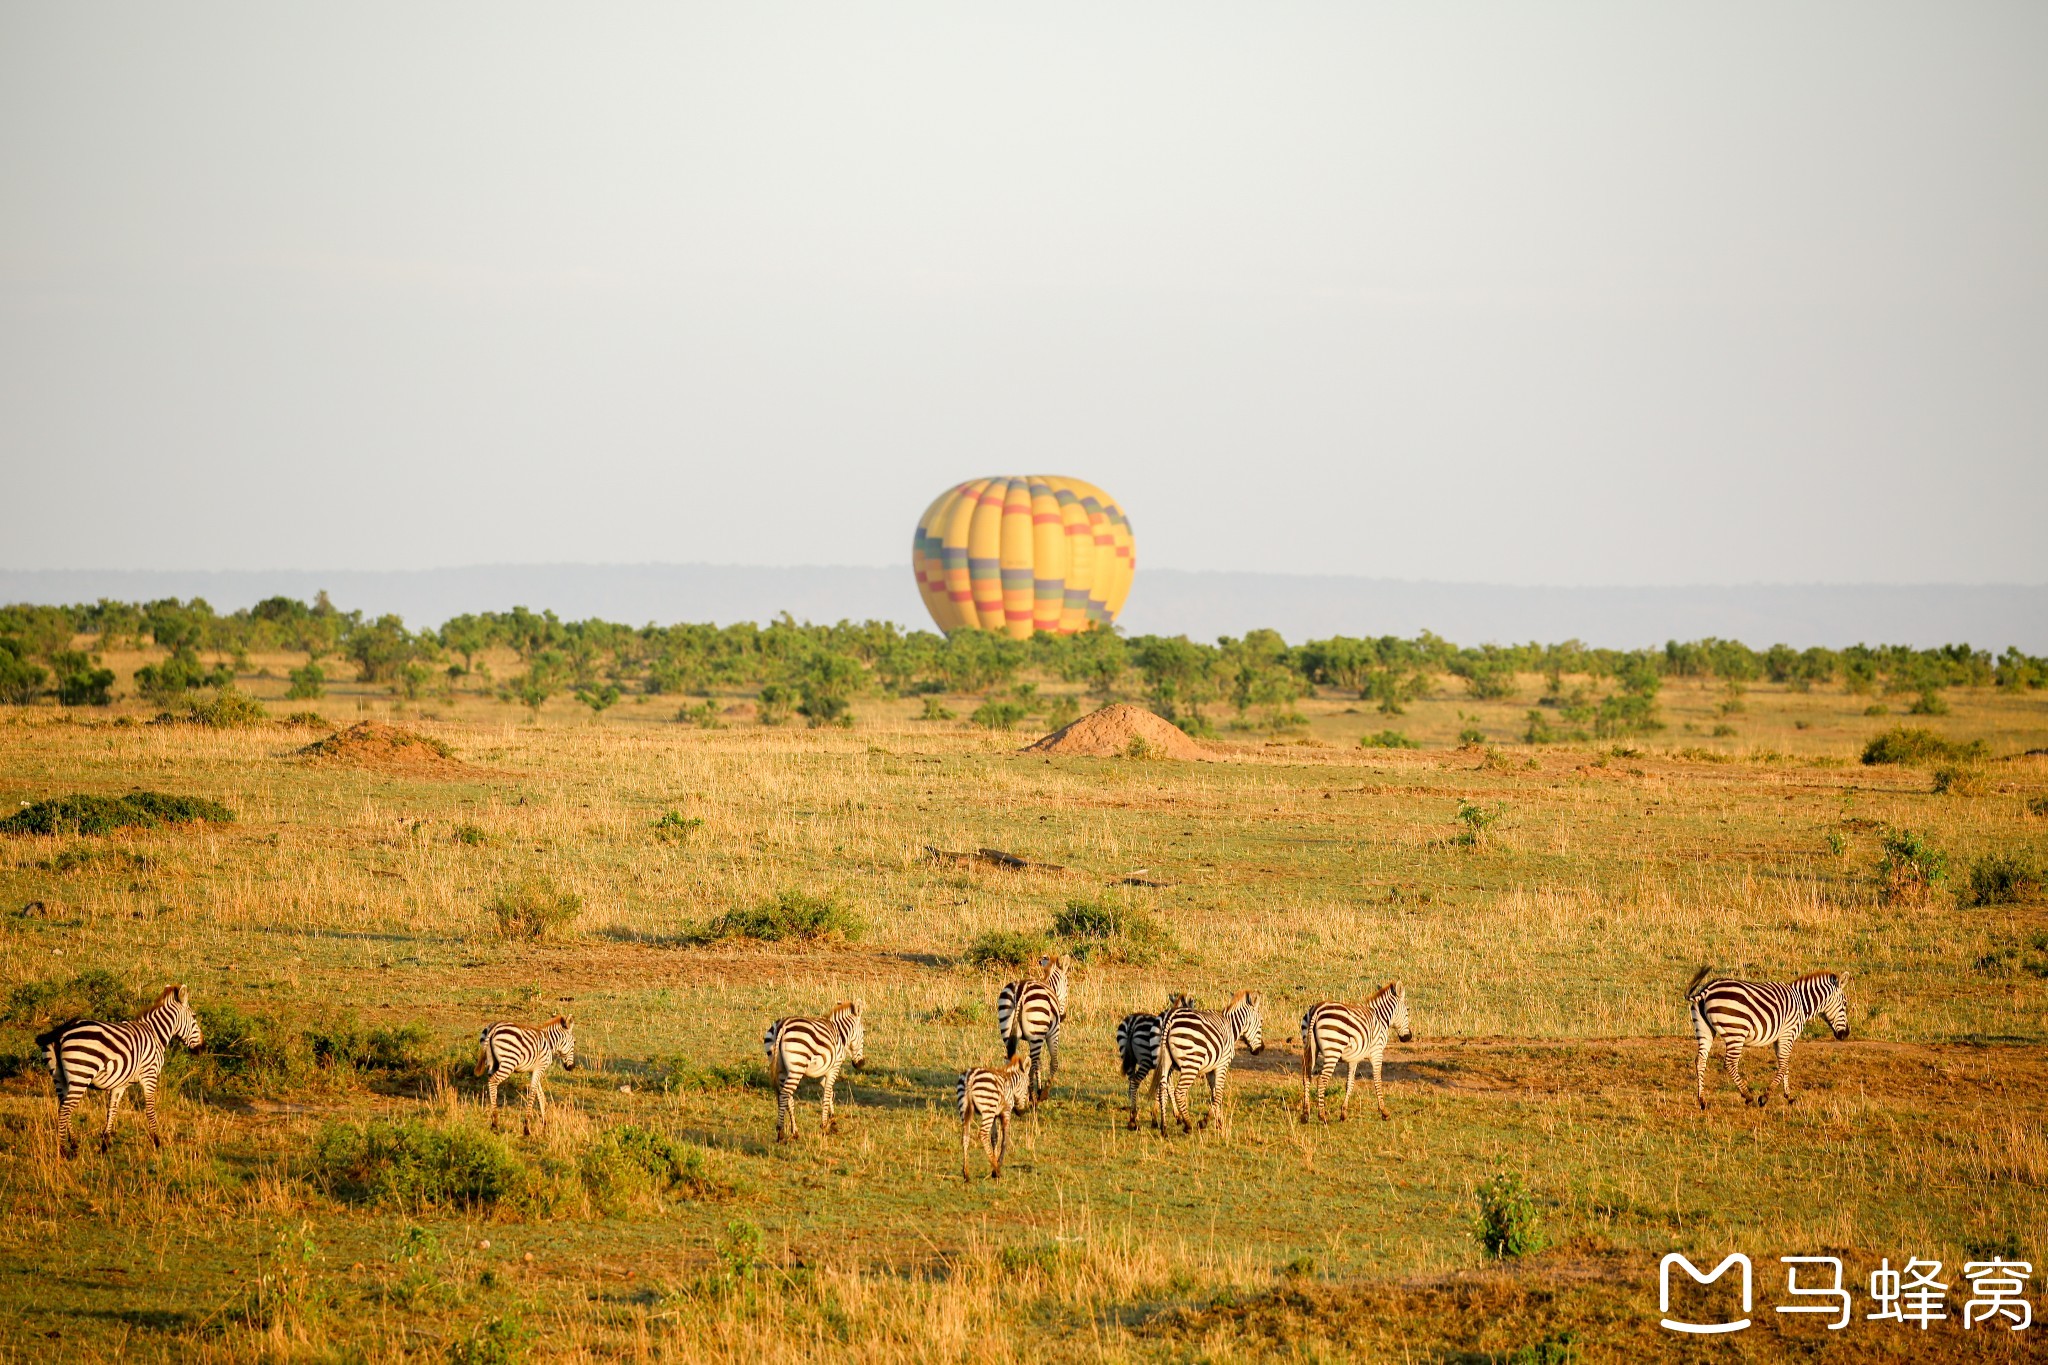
{"left": 912, "top": 476, "right": 1135, "bottom": 637}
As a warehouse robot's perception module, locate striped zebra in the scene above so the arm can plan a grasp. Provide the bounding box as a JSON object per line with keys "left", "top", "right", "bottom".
{"left": 1300, "top": 983, "right": 1413, "bottom": 1123}
{"left": 1155, "top": 990, "right": 1265, "bottom": 1135}
{"left": 38, "top": 983, "right": 204, "bottom": 1155}
{"left": 997, "top": 955, "right": 1070, "bottom": 1105}
{"left": 475, "top": 1016, "right": 577, "bottom": 1133}
{"left": 1115, "top": 992, "right": 1197, "bottom": 1131}
{"left": 1686, "top": 967, "right": 1849, "bottom": 1109}
{"left": 954, "top": 1053, "right": 1032, "bottom": 1180}
{"left": 764, "top": 1001, "right": 865, "bottom": 1141}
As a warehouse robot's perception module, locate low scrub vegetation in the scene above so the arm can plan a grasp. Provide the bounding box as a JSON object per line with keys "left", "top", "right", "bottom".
{"left": 1861, "top": 725, "right": 1987, "bottom": 766}
{"left": 1967, "top": 851, "right": 2042, "bottom": 907}
{"left": 1050, "top": 896, "right": 1173, "bottom": 965}
{"left": 1877, "top": 827, "right": 1948, "bottom": 904}
{"left": 963, "top": 930, "right": 1049, "bottom": 971}
{"left": 313, "top": 1118, "right": 547, "bottom": 1215}
{"left": 488, "top": 877, "right": 582, "bottom": 940}
{"left": 0, "top": 790, "right": 234, "bottom": 836}
{"left": 704, "top": 890, "right": 865, "bottom": 944}
{"left": 1472, "top": 1172, "right": 1547, "bottom": 1258}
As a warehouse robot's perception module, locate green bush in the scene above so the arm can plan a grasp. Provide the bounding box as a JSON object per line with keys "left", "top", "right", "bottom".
{"left": 313, "top": 1118, "right": 545, "bottom": 1213}
{"left": 579, "top": 1125, "right": 723, "bottom": 1212}
{"left": 0, "top": 791, "right": 234, "bottom": 836}
{"left": 705, "top": 890, "right": 865, "bottom": 944}
{"left": 1359, "top": 729, "right": 1418, "bottom": 750}
{"left": 963, "top": 930, "right": 1048, "bottom": 971}
{"left": 183, "top": 687, "right": 270, "bottom": 728}
{"left": 1472, "top": 1171, "right": 1548, "bottom": 1258}
{"left": 1967, "top": 852, "right": 2042, "bottom": 907}
{"left": 192, "top": 1002, "right": 321, "bottom": 1092}
{"left": 1932, "top": 764, "right": 1987, "bottom": 796}
{"left": 1450, "top": 799, "right": 1504, "bottom": 848}
{"left": 285, "top": 663, "right": 326, "bottom": 700}
{"left": 1050, "top": 897, "right": 1172, "bottom": 965}
{"left": 52, "top": 652, "right": 115, "bottom": 706}
{"left": 1877, "top": 827, "right": 1948, "bottom": 904}
{"left": 1862, "top": 726, "right": 1986, "bottom": 766}
{"left": 489, "top": 877, "right": 582, "bottom": 940}
{"left": 918, "top": 696, "right": 956, "bottom": 721}
{"left": 448, "top": 1316, "right": 529, "bottom": 1365}
{"left": 2, "top": 969, "right": 148, "bottom": 1027}
{"left": 971, "top": 700, "right": 1028, "bottom": 730}
{"left": 0, "top": 639, "right": 49, "bottom": 705}
{"left": 1906, "top": 688, "right": 1950, "bottom": 716}
{"left": 652, "top": 810, "right": 705, "bottom": 841}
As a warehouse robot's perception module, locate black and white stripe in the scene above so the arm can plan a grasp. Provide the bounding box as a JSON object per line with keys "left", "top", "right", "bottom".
{"left": 39, "top": 983, "right": 204, "bottom": 1154}
{"left": 1300, "top": 983, "right": 1413, "bottom": 1123}
{"left": 764, "top": 1001, "right": 865, "bottom": 1140}
{"left": 998, "top": 955, "right": 1070, "bottom": 1105}
{"left": 1155, "top": 990, "right": 1265, "bottom": 1135}
{"left": 1687, "top": 967, "right": 1849, "bottom": 1109}
{"left": 954, "top": 1054, "right": 1032, "bottom": 1180}
{"left": 1115, "top": 992, "right": 1195, "bottom": 1131}
{"left": 475, "top": 1016, "right": 577, "bottom": 1132}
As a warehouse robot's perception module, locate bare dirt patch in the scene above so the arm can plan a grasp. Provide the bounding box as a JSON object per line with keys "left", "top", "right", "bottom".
{"left": 1021, "top": 703, "right": 1219, "bottom": 760}
{"left": 293, "top": 722, "right": 477, "bottom": 777}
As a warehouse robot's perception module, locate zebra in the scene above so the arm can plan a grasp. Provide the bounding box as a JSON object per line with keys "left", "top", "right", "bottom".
{"left": 1115, "top": 992, "right": 1197, "bottom": 1131}
{"left": 475, "top": 1016, "right": 577, "bottom": 1133}
{"left": 1299, "top": 982, "right": 1413, "bottom": 1123}
{"left": 764, "top": 1001, "right": 865, "bottom": 1141}
{"left": 1155, "top": 990, "right": 1265, "bottom": 1136}
{"left": 997, "top": 954, "right": 1070, "bottom": 1105}
{"left": 1686, "top": 966, "right": 1849, "bottom": 1109}
{"left": 954, "top": 1053, "right": 1032, "bottom": 1180}
{"left": 38, "top": 983, "right": 204, "bottom": 1155}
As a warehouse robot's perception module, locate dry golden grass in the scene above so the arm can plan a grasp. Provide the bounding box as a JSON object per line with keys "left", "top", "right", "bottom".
{"left": 0, "top": 656, "right": 2044, "bottom": 1359}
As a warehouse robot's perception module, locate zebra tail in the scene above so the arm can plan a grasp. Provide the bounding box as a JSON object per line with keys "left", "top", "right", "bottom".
{"left": 473, "top": 1047, "right": 492, "bottom": 1077}
{"left": 35, "top": 1022, "right": 69, "bottom": 1076}
{"left": 1683, "top": 965, "right": 1714, "bottom": 1000}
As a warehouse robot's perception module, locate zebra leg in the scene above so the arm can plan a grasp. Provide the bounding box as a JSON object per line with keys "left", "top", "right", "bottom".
{"left": 1166, "top": 1068, "right": 1195, "bottom": 1134}
{"left": 1127, "top": 1072, "right": 1142, "bottom": 1130}
{"left": 1334, "top": 1059, "right": 1354, "bottom": 1122}
{"left": 523, "top": 1071, "right": 543, "bottom": 1135}
{"left": 962, "top": 1114, "right": 976, "bottom": 1181}
{"left": 821, "top": 1063, "right": 839, "bottom": 1133}
{"left": 1371, "top": 1053, "right": 1389, "bottom": 1121}
{"left": 55, "top": 1087, "right": 83, "bottom": 1156}
{"left": 1030, "top": 1039, "right": 1047, "bottom": 1104}
{"left": 1692, "top": 1006, "right": 1714, "bottom": 1110}
{"left": 100, "top": 1084, "right": 125, "bottom": 1152}
{"left": 142, "top": 1078, "right": 163, "bottom": 1149}
{"left": 486, "top": 1075, "right": 503, "bottom": 1129}
{"left": 777, "top": 1073, "right": 801, "bottom": 1141}
{"left": 1724, "top": 1039, "right": 1755, "bottom": 1105}
{"left": 1299, "top": 1043, "right": 1314, "bottom": 1124}
{"left": 991, "top": 1112, "right": 1008, "bottom": 1179}
{"left": 1773, "top": 1034, "right": 1797, "bottom": 1107}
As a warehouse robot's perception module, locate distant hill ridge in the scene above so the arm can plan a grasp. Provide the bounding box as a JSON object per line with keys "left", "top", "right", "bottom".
{"left": 2, "top": 565, "right": 2043, "bottom": 651}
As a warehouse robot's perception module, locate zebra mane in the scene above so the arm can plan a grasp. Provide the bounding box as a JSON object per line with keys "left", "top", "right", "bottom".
{"left": 1792, "top": 971, "right": 1838, "bottom": 988}
{"left": 831, "top": 1000, "right": 860, "bottom": 1019}
{"left": 543, "top": 1015, "right": 568, "bottom": 1028}
{"left": 153, "top": 984, "right": 187, "bottom": 1011}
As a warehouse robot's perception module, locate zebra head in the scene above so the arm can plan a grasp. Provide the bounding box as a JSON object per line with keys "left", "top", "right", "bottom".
{"left": 1381, "top": 981, "right": 1413, "bottom": 1042}
{"left": 1229, "top": 991, "right": 1265, "bottom": 1055}
{"left": 1039, "top": 955, "right": 1072, "bottom": 1017}
{"left": 547, "top": 1016, "right": 578, "bottom": 1069}
{"left": 834, "top": 1001, "right": 867, "bottom": 1068}
{"left": 1817, "top": 974, "right": 1849, "bottom": 1039}
{"left": 158, "top": 984, "right": 203, "bottom": 1050}
{"left": 1001, "top": 1052, "right": 1032, "bottom": 1108}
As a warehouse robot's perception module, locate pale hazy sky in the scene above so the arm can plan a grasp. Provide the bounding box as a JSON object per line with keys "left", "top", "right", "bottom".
{"left": 2, "top": 3, "right": 2043, "bottom": 585}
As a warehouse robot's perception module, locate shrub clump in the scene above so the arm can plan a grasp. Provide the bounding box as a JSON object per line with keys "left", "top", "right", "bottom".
{"left": 1359, "top": 729, "right": 1419, "bottom": 750}
{"left": 1861, "top": 726, "right": 1986, "bottom": 766}
{"left": 314, "top": 1118, "right": 546, "bottom": 1214}
{"left": 1050, "top": 897, "right": 1173, "bottom": 965}
{"left": 963, "top": 930, "right": 1048, "bottom": 971}
{"left": 1472, "top": 1171, "right": 1548, "bottom": 1258}
{"left": 1932, "top": 764, "right": 1988, "bottom": 796}
{"left": 3, "top": 969, "right": 148, "bottom": 1027}
{"left": 1967, "top": 851, "right": 2042, "bottom": 908}
{"left": 704, "top": 890, "right": 865, "bottom": 944}
{"left": 0, "top": 791, "right": 234, "bottom": 836}
{"left": 1877, "top": 827, "right": 1948, "bottom": 905}
{"left": 579, "top": 1125, "right": 725, "bottom": 1213}
{"left": 185, "top": 1004, "right": 437, "bottom": 1095}
{"left": 182, "top": 687, "right": 271, "bottom": 728}
{"left": 489, "top": 877, "right": 583, "bottom": 940}
{"left": 652, "top": 811, "right": 705, "bottom": 841}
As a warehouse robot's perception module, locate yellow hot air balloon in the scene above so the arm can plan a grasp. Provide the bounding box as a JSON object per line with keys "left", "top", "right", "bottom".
{"left": 912, "top": 477, "right": 1135, "bottom": 638}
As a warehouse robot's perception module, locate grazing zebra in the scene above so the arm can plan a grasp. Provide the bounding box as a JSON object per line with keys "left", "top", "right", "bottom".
{"left": 1300, "top": 983, "right": 1413, "bottom": 1123}
{"left": 1686, "top": 967, "right": 1849, "bottom": 1109}
{"left": 764, "top": 1001, "right": 865, "bottom": 1141}
{"left": 998, "top": 955, "right": 1071, "bottom": 1105}
{"left": 1155, "top": 990, "right": 1265, "bottom": 1136}
{"left": 1115, "top": 992, "right": 1197, "bottom": 1131}
{"left": 475, "top": 1016, "right": 577, "bottom": 1133}
{"left": 38, "top": 983, "right": 204, "bottom": 1155}
{"left": 955, "top": 1054, "right": 1032, "bottom": 1180}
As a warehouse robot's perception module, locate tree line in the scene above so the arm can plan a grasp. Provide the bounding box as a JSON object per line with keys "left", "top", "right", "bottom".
{"left": 1, "top": 595, "right": 2043, "bottom": 738}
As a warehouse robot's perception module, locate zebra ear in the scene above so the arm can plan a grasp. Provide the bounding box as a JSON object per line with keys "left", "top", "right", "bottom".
{"left": 1391, "top": 980, "right": 1403, "bottom": 996}
{"left": 174, "top": 984, "right": 188, "bottom": 1003}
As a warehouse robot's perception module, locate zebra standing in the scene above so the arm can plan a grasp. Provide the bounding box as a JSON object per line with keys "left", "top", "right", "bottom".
{"left": 475, "top": 1016, "right": 577, "bottom": 1133}
{"left": 38, "top": 983, "right": 204, "bottom": 1155}
{"left": 764, "top": 1001, "right": 865, "bottom": 1141}
{"left": 954, "top": 1053, "right": 1032, "bottom": 1180}
{"left": 1686, "top": 967, "right": 1849, "bottom": 1109}
{"left": 997, "top": 955, "right": 1070, "bottom": 1105}
{"left": 1300, "top": 983, "right": 1413, "bottom": 1123}
{"left": 1115, "top": 992, "right": 1196, "bottom": 1131}
{"left": 1155, "top": 990, "right": 1265, "bottom": 1136}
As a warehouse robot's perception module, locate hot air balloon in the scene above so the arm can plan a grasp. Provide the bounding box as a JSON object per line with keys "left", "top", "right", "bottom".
{"left": 912, "top": 477, "right": 1135, "bottom": 638}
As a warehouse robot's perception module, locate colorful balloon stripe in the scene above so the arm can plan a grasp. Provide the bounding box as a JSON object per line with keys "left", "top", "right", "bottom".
{"left": 911, "top": 476, "right": 1134, "bottom": 637}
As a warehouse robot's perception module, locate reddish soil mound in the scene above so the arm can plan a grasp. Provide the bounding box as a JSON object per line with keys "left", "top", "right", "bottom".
{"left": 295, "top": 722, "right": 474, "bottom": 776}
{"left": 1020, "top": 703, "right": 1215, "bottom": 760}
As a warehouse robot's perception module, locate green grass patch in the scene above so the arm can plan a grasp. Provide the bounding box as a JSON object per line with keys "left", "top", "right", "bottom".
{"left": 0, "top": 790, "right": 234, "bottom": 836}
{"left": 1861, "top": 725, "right": 1987, "bottom": 766}
{"left": 704, "top": 890, "right": 865, "bottom": 944}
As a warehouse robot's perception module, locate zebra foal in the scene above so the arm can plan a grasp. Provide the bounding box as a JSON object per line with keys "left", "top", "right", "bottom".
{"left": 998, "top": 954, "right": 1070, "bottom": 1105}
{"left": 39, "top": 983, "right": 204, "bottom": 1155}
{"left": 764, "top": 1001, "right": 865, "bottom": 1141}
{"left": 955, "top": 1053, "right": 1031, "bottom": 1180}
{"left": 1156, "top": 991, "right": 1265, "bottom": 1136}
{"left": 475, "top": 1016, "right": 577, "bottom": 1133}
{"left": 1686, "top": 967, "right": 1848, "bottom": 1109}
{"left": 1300, "top": 983, "right": 1412, "bottom": 1123}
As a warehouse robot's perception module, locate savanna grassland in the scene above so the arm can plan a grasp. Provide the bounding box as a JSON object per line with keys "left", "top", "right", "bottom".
{"left": 2, "top": 647, "right": 2046, "bottom": 1363}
